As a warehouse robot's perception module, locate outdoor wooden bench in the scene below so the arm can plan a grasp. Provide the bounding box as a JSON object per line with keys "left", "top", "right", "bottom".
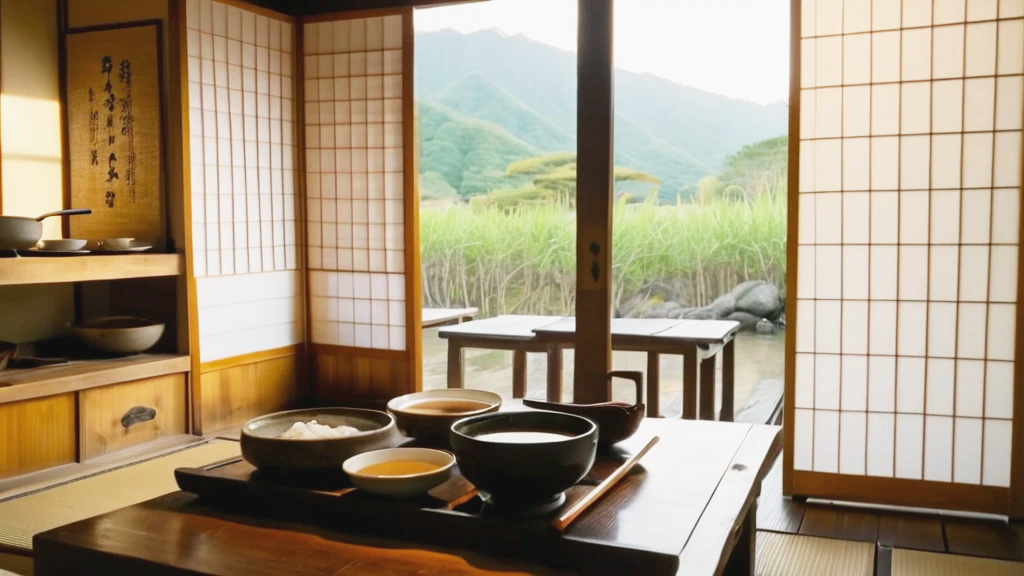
{"left": 421, "top": 307, "right": 479, "bottom": 329}
{"left": 438, "top": 315, "right": 741, "bottom": 420}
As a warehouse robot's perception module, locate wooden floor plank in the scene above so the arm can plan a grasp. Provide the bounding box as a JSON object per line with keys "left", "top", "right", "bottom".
{"left": 799, "top": 505, "right": 881, "bottom": 543}
{"left": 757, "top": 456, "right": 806, "bottom": 534}
{"left": 877, "top": 513, "right": 945, "bottom": 553}
{"left": 944, "top": 518, "right": 1024, "bottom": 562}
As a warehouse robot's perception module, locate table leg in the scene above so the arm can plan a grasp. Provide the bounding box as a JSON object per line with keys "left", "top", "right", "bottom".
{"left": 700, "top": 353, "right": 717, "bottom": 420}
{"left": 447, "top": 341, "right": 464, "bottom": 389}
{"left": 720, "top": 339, "right": 736, "bottom": 422}
{"left": 682, "top": 347, "right": 697, "bottom": 420}
{"left": 646, "top": 352, "right": 660, "bottom": 417}
{"left": 546, "top": 345, "right": 563, "bottom": 402}
{"left": 512, "top": 349, "right": 527, "bottom": 398}
{"left": 722, "top": 499, "right": 756, "bottom": 576}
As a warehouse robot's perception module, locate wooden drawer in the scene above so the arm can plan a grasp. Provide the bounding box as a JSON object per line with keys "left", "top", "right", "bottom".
{"left": 80, "top": 374, "right": 186, "bottom": 460}
{"left": 0, "top": 394, "right": 76, "bottom": 478}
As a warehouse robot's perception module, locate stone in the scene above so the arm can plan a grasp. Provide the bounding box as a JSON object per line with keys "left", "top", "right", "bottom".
{"left": 756, "top": 318, "right": 776, "bottom": 334}
{"left": 733, "top": 281, "right": 781, "bottom": 319}
{"left": 685, "top": 307, "right": 719, "bottom": 320}
{"left": 726, "top": 310, "right": 763, "bottom": 330}
{"left": 668, "top": 306, "right": 697, "bottom": 319}
{"left": 710, "top": 293, "right": 737, "bottom": 317}
{"left": 642, "top": 301, "right": 682, "bottom": 319}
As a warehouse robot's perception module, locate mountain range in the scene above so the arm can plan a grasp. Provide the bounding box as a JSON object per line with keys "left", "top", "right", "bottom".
{"left": 415, "top": 29, "right": 788, "bottom": 202}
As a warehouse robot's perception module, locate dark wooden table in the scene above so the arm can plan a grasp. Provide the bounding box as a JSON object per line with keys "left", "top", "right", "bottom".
{"left": 33, "top": 419, "right": 781, "bottom": 576}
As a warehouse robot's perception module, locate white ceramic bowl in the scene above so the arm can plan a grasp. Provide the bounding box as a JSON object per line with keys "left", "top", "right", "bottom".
{"left": 37, "top": 238, "right": 87, "bottom": 251}
{"left": 343, "top": 447, "right": 455, "bottom": 498}
{"left": 98, "top": 237, "right": 135, "bottom": 250}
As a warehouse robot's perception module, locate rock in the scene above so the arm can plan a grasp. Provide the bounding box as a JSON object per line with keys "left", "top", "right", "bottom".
{"left": 731, "top": 280, "right": 765, "bottom": 299}
{"left": 756, "top": 318, "right": 776, "bottom": 334}
{"left": 710, "top": 293, "right": 736, "bottom": 317}
{"left": 685, "top": 307, "right": 719, "bottom": 320}
{"left": 726, "top": 311, "right": 763, "bottom": 330}
{"left": 733, "top": 281, "right": 781, "bottom": 319}
{"left": 668, "top": 306, "right": 697, "bottom": 319}
{"left": 642, "top": 301, "right": 682, "bottom": 319}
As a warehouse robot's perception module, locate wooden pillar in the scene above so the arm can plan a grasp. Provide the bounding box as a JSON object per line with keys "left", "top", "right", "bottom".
{"left": 573, "top": 0, "right": 614, "bottom": 405}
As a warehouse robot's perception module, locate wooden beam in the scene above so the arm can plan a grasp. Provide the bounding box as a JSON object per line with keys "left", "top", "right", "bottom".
{"left": 782, "top": 0, "right": 801, "bottom": 498}
{"left": 573, "top": 0, "right": 614, "bottom": 405}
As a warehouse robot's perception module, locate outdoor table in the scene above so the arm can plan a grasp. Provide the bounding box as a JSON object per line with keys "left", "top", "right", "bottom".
{"left": 439, "top": 316, "right": 741, "bottom": 420}
{"left": 33, "top": 418, "right": 781, "bottom": 576}
{"left": 438, "top": 315, "right": 563, "bottom": 398}
{"left": 421, "top": 307, "right": 479, "bottom": 329}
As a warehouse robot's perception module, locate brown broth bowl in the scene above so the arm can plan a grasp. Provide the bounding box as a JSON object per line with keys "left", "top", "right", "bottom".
{"left": 387, "top": 390, "right": 502, "bottom": 444}
{"left": 450, "top": 411, "right": 598, "bottom": 509}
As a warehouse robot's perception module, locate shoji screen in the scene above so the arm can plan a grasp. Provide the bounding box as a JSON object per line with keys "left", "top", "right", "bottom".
{"left": 302, "top": 10, "right": 421, "bottom": 401}
{"left": 788, "top": 0, "right": 1024, "bottom": 514}
{"left": 185, "top": 0, "right": 303, "bottom": 362}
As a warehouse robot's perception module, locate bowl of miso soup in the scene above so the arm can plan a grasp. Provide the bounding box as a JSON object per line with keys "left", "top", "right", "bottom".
{"left": 387, "top": 389, "right": 502, "bottom": 443}
{"left": 450, "top": 411, "right": 598, "bottom": 511}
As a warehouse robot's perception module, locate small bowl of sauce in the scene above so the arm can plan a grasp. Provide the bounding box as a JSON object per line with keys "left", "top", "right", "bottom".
{"left": 343, "top": 447, "right": 456, "bottom": 498}
{"left": 387, "top": 389, "right": 502, "bottom": 443}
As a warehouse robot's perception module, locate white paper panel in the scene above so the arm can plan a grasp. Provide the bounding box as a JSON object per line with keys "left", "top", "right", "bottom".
{"left": 796, "top": 0, "right": 1022, "bottom": 493}
{"left": 954, "top": 417, "right": 983, "bottom": 483}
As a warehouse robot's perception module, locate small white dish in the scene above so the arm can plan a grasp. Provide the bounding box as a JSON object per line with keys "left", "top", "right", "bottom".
{"left": 37, "top": 239, "right": 87, "bottom": 251}
{"left": 97, "top": 241, "right": 153, "bottom": 253}
{"left": 343, "top": 447, "right": 455, "bottom": 499}
{"left": 23, "top": 248, "right": 90, "bottom": 256}
{"left": 98, "top": 237, "right": 135, "bottom": 250}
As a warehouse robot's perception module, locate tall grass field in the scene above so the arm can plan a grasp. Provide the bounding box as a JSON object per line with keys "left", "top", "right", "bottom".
{"left": 420, "top": 193, "right": 787, "bottom": 317}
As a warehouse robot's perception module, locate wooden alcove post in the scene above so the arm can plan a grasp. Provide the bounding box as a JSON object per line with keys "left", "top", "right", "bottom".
{"left": 573, "top": 0, "right": 615, "bottom": 404}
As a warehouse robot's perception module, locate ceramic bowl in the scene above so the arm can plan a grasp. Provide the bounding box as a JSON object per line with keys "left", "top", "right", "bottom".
{"left": 37, "top": 238, "right": 87, "bottom": 251}
{"left": 72, "top": 316, "right": 165, "bottom": 354}
{"left": 98, "top": 237, "right": 134, "bottom": 250}
{"left": 241, "top": 408, "right": 402, "bottom": 473}
{"left": 450, "top": 410, "right": 598, "bottom": 510}
{"left": 387, "top": 389, "right": 502, "bottom": 443}
{"left": 343, "top": 447, "right": 455, "bottom": 498}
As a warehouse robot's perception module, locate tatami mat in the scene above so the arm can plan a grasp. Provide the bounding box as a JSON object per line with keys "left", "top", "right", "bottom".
{"left": 893, "top": 548, "right": 1024, "bottom": 576}
{"left": 756, "top": 531, "right": 874, "bottom": 576}
{"left": 0, "top": 440, "right": 240, "bottom": 552}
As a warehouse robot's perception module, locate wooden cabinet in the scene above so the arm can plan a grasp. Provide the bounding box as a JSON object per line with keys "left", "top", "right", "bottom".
{"left": 0, "top": 394, "right": 77, "bottom": 479}
{"left": 79, "top": 374, "right": 187, "bottom": 460}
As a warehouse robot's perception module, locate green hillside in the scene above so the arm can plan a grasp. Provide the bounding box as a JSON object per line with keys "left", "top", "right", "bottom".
{"left": 415, "top": 29, "right": 787, "bottom": 180}
{"left": 434, "top": 74, "right": 576, "bottom": 152}
{"left": 417, "top": 101, "right": 539, "bottom": 198}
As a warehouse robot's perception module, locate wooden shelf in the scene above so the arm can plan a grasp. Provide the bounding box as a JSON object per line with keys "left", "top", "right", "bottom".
{"left": 0, "top": 253, "right": 183, "bottom": 286}
{"left": 0, "top": 354, "right": 190, "bottom": 404}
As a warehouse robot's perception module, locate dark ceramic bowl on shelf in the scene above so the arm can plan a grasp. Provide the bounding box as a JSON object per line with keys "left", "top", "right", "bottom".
{"left": 449, "top": 410, "right": 598, "bottom": 511}
{"left": 241, "top": 408, "right": 402, "bottom": 473}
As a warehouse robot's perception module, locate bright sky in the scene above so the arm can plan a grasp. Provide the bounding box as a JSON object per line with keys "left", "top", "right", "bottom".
{"left": 415, "top": 0, "right": 790, "bottom": 105}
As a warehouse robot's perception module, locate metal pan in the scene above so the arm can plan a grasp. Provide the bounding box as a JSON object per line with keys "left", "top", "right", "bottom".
{"left": 0, "top": 209, "right": 92, "bottom": 251}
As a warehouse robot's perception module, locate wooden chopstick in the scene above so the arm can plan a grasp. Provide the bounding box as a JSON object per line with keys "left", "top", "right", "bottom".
{"left": 551, "top": 436, "right": 660, "bottom": 532}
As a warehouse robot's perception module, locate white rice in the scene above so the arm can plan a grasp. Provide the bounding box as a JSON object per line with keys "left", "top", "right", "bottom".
{"left": 278, "top": 420, "right": 361, "bottom": 439}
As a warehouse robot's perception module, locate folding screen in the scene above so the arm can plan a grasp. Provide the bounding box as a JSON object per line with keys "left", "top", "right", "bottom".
{"left": 302, "top": 10, "right": 421, "bottom": 401}
{"left": 787, "top": 0, "right": 1024, "bottom": 514}
{"left": 182, "top": 0, "right": 304, "bottom": 432}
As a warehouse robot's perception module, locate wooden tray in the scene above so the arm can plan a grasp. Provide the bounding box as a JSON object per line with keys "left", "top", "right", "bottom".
{"left": 175, "top": 433, "right": 684, "bottom": 575}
